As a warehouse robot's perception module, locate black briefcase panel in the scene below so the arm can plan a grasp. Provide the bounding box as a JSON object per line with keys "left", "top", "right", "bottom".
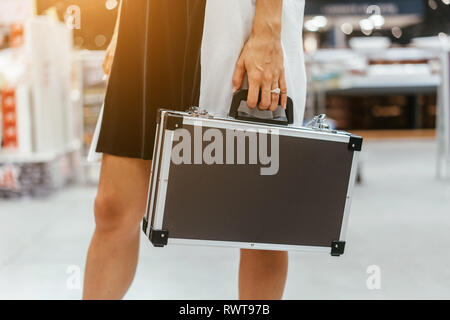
{"left": 143, "top": 91, "right": 362, "bottom": 256}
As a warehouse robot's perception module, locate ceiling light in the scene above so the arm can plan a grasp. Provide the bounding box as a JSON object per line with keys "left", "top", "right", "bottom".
{"left": 369, "top": 14, "right": 385, "bottom": 28}
{"left": 305, "top": 20, "right": 319, "bottom": 32}
{"left": 341, "top": 23, "right": 353, "bottom": 35}
{"left": 313, "top": 16, "right": 328, "bottom": 28}
{"left": 428, "top": 0, "right": 438, "bottom": 10}
{"left": 391, "top": 27, "right": 402, "bottom": 39}
{"left": 105, "top": 0, "right": 118, "bottom": 10}
{"left": 360, "top": 19, "right": 374, "bottom": 31}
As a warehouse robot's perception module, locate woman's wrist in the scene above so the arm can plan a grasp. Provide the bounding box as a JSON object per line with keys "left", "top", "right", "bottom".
{"left": 251, "top": 0, "right": 283, "bottom": 40}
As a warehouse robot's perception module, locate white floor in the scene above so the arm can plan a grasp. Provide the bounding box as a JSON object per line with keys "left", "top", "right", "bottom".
{"left": 1, "top": 139, "right": 449, "bottom": 300}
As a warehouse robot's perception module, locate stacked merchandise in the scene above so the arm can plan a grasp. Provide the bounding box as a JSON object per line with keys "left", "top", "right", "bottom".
{"left": 1, "top": 90, "right": 19, "bottom": 150}
{"left": 0, "top": 16, "right": 80, "bottom": 198}
{"left": 0, "top": 153, "right": 78, "bottom": 198}
{"left": 307, "top": 46, "right": 440, "bottom": 130}
{"left": 74, "top": 51, "right": 106, "bottom": 183}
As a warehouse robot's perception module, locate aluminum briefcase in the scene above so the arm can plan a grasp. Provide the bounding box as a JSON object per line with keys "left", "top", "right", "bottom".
{"left": 143, "top": 90, "right": 362, "bottom": 256}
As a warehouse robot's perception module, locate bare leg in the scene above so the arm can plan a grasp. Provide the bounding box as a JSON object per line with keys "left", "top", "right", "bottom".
{"left": 239, "top": 249, "right": 288, "bottom": 300}
{"left": 83, "top": 155, "right": 151, "bottom": 300}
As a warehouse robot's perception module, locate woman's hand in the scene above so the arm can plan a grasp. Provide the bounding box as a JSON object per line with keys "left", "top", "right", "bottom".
{"left": 232, "top": 0, "right": 287, "bottom": 111}
{"left": 102, "top": 1, "right": 121, "bottom": 80}
{"left": 102, "top": 34, "right": 117, "bottom": 79}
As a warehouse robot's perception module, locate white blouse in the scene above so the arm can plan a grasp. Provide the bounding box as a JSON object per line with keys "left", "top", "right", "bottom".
{"left": 199, "top": 0, "right": 307, "bottom": 126}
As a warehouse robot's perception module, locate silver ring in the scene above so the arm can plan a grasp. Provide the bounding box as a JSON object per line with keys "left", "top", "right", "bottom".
{"left": 271, "top": 88, "right": 281, "bottom": 95}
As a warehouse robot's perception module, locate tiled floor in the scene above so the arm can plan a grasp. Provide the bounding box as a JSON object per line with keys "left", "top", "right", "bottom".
{"left": 1, "top": 139, "right": 449, "bottom": 300}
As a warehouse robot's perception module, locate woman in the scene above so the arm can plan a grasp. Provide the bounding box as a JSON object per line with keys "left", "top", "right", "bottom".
{"left": 84, "top": 0, "right": 306, "bottom": 300}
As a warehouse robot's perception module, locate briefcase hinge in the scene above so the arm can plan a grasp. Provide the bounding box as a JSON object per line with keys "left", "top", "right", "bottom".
{"left": 331, "top": 240, "right": 346, "bottom": 256}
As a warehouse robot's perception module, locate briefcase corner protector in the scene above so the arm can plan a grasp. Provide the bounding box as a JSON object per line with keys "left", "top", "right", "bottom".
{"left": 331, "top": 240, "right": 346, "bottom": 257}
{"left": 348, "top": 135, "right": 363, "bottom": 152}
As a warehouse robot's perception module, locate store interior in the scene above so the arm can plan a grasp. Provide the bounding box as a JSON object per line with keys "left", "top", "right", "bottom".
{"left": 1, "top": 0, "right": 450, "bottom": 299}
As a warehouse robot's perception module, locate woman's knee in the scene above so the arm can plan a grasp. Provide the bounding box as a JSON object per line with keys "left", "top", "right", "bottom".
{"left": 94, "top": 191, "right": 145, "bottom": 234}
{"left": 240, "top": 249, "right": 288, "bottom": 262}
{"left": 92, "top": 155, "right": 151, "bottom": 235}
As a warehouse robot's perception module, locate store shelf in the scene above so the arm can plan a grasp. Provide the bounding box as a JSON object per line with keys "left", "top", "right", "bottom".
{"left": 334, "top": 74, "right": 440, "bottom": 94}
{"left": 353, "top": 129, "right": 436, "bottom": 140}
{"left": 0, "top": 140, "right": 81, "bottom": 163}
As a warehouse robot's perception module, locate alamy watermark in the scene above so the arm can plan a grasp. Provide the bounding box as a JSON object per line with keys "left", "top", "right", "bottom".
{"left": 171, "top": 122, "right": 280, "bottom": 176}
{"left": 65, "top": 5, "right": 81, "bottom": 30}
{"left": 66, "top": 265, "right": 81, "bottom": 290}
{"left": 366, "top": 265, "right": 381, "bottom": 290}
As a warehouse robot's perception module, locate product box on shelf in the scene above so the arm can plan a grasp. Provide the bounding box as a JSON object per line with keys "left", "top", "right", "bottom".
{"left": 1, "top": 86, "right": 32, "bottom": 154}
{"left": 74, "top": 50, "right": 106, "bottom": 184}
{"left": 24, "top": 16, "right": 74, "bottom": 154}
{"left": 0, "top": 148, "right": 80, "bottom": 199}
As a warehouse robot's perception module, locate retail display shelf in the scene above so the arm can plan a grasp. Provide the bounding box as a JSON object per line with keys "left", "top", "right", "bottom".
{"left": 0, "top": 140, "right": 81, "bottom": 163}
{"left": 338, "top": 74, "right": 440, "bottom": 90}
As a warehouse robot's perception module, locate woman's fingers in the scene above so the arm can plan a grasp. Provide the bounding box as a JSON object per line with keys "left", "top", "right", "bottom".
{"left": 269, "top": 78, "right": 280, "bottom": 111}
{"left": 280, "top": 72, "right": 288, "bottom": 109}
{"left": 102, "top": 52, "right": 113, "bottom": 81}
{"left": 247, "top": 72, "right": 261, "bottom": 109}
{"left": 102, "top": 52, "right": 110, "bottom": 75}
{"left": 102, "top": 36, "right": 117, "bottom": 77}
{"left": 259, "top": 79, "right": 272, "bottom": 110}
{"left": 232, "top": 57, "right": 245, "bottom": 93}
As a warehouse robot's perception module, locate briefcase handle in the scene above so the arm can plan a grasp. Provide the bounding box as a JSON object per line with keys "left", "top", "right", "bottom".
{"left": 228, "top": 89, "right": 294, "bottom": 126}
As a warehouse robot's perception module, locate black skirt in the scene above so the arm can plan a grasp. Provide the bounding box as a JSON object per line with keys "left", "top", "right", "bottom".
{"left": 96, "top": 0, "right": 206, "bottom": 160}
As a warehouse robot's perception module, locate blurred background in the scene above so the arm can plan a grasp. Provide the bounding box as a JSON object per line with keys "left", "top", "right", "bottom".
{"left": 0, "top": 0, "right": 450, "bottom": 300}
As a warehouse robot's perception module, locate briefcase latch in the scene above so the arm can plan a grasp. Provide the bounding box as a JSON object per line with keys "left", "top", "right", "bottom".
{"left": 186, "top": 107, "right": 213, "bottom": 119}
{"left": 306, "top": 114, "right": 330, "bottom": 131}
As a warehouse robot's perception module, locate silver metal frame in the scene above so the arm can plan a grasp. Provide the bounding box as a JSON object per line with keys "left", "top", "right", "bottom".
{"left": 145, "top": 110, "right": 361, "bottom": 253}
{"left": 153, "top": 130, "right": 174, "bottom": 229}
{"left": 339, "top": 151, "right": 360, "bottom": 241}
{"left": 168, "top": 238, "right": 330, "bottom": 253}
